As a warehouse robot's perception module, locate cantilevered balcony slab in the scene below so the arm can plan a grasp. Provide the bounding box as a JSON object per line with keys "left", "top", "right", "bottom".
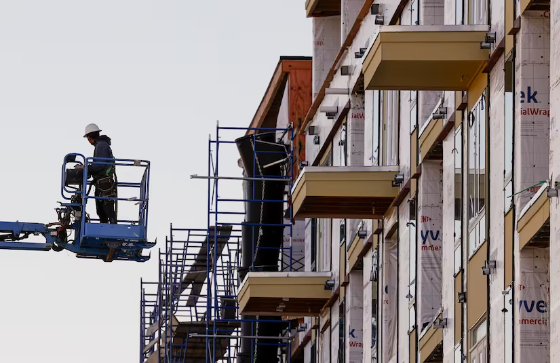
{"left": 292, "top": 166, "right": 400, "bottom": 219}
{"left": 238, "top": 272, "right": 332, "bottom": 317}
{"left": 363, "top": 25, "right": 490, "bottom": 91}
{"left": 305, "top": 0, "right": 341, "bottom": 17}
{"left": 517, "top": 185, "right": 550, "bottom": 250}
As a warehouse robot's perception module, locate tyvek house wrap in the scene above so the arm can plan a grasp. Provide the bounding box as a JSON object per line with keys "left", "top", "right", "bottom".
{"left": 517, "top": 247, "right": 549, "bottom": 363}
{"left": 348, "top": 94, "right": 365, "bottom": 167}
{"left": 341, "top": 0, "right": 363, "bottom": 40}
{"left": 282, "top": 216, "right": 305, "bottom": 272}
{"left": 312, "top": 16, "right": 341, "bottom": 100}
{"left": 383, "top": 239, "right": 398, "bottom": 363}
{"left": 346, "top": 271, "right": 364, "bottom": 363}
{"left": 549, "top": 0, "right": 560, "bottom": 360}
{"left": 514, "top": 12, "right": 550, "bottom": 212}
{"left": 417, "top": 160, "right": 443, "bottom": 328}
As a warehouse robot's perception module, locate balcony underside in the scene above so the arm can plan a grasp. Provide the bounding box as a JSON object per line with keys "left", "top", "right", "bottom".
{"left": 521, "top": 0, "right": 550, "bottom": 13}
{"left": 305, "top": 0, "right": 341, "bottom": 17}
{"left": 292, "top": 166, "right": 400, "bottom": 219}
{"left": 238, "top": 272, "right": 332, "bottom": 317}
{"left": 419, "top": 315, "right": 443, "bottom": 363}
{"left": 363, "top": 25, "right": 490, "bottom": 91}
{"left": 424, "top": 342, "right": 444, "bottom": 363}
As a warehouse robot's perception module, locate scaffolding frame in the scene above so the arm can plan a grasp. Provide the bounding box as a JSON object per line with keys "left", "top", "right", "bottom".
{"left": 140, "top": 123, "right": 299, "bottom": 363}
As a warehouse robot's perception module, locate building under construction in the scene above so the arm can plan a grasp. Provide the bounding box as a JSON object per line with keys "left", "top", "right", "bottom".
{"left": 141, "top": 0, "right": 560, "bottom": 361}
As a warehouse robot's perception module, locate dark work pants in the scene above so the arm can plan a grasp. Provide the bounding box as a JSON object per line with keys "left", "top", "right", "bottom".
{"left": 95, "top": 189, "right": 117, "bottom": 224}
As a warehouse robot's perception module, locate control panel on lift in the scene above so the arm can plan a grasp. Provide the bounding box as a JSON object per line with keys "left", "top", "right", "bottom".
{"left": 0, "top": 153, "right": 156, "bottom": 262}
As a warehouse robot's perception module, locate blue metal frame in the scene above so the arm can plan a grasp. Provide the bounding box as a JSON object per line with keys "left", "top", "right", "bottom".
{"left": 139, "top": 123, "right": 298, "bottom": 363}
{"left": 0, "top": 153, "right": 155, "bottom": 262}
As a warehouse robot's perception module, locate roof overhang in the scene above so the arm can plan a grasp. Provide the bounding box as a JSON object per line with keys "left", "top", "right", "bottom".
{"left": 246, "top": 57, "right": 312, "bottom": 135}
{"left": 291, "top": 166, "right": 400, "bottom": 219}
{"left": 238, "top": 272, "right": 332, "bottom": 317}
{"left": 363, "top": 25, "right": 490, "bottom": 91}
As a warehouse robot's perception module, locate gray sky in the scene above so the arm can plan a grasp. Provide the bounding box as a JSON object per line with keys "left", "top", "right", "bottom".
{"left": 0, "top": 1, "right": 310, "bottom": 362}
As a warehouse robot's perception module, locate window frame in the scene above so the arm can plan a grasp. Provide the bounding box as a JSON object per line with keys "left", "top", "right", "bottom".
{"left": 467, "top": 94, "right": 486, "bottom": 219}
{"left": 456, "top": 0, "right": 464, "bottom": 24}
{"left": 311, "top": 218, "right": 318, "bottom": 271}
{"left": 470, "top": 0, "right": 488, "bottom": 25}
{"left": 467, "top": 94, "right": 487, "bottom": 257}
{"left": 339, "top": 123, "right": 348, "bottom": 166}
{"left": 384, "top": 91, "right": 399, "bottom": 166}
{"left": 468, "top": 211, "right": 486, "bottom": 257}
{"left": 504, "top": 52, "right": 515, "bottom": 213}
{"left": 454, "top": 125, "right": 463, "bottom": 274}
{"left": 408, "top": 197, "right": 418, "bottom": 333}
{"left": 455, "top": 343, "right": 463, "bottom": 363}
{"left": 372, "top": 90, "right": 381, "bottom": 166}
{"left": 411, "top": 0, "right": 419, "bottom": 25}
{"left": 310, "top": 340, "right": 317, "bottom": 363}
{"left": 410, "top": 91, "right": 418, "bottom": 134}
{"left": 470, "top": 318, "right": 488, "bottom": 363}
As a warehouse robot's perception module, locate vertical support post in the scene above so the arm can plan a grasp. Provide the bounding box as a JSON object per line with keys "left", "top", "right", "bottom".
{"left": 140, "top": 279, "right": 143, "bottom": 363}
{"left": 206, "top": 133, "right": 212, "bottom": 363}
{"left": 213, "top": 122, "right": 220, "bottom": 363}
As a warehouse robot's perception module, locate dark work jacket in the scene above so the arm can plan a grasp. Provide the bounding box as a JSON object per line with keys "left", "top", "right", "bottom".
{"left": 88, "top": 135, "right": 115, "bottom": 179}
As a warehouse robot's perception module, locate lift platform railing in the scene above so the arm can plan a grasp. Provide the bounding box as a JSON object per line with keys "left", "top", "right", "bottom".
{"left": 61, "top": 153, "right": 151, "bottom": 229}
{"left": 0, "top": 153, "right": 154, "bottom": 262}
{"left": 59, "top": 153, "right": 154, "bottom": 261}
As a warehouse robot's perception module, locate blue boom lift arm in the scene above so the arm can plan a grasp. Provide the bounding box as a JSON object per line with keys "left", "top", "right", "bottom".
{"left": 0, "top": 153, "right": 156, "bottom": 262}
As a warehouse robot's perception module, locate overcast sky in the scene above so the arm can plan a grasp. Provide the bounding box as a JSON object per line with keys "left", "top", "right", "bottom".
{"left": 0, "top": 1, "right": 310, "bottom": 362}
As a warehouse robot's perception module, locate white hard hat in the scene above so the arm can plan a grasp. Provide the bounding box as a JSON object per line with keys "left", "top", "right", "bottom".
{"left": 84, "top": 123, "right": 102, "bottom": 137}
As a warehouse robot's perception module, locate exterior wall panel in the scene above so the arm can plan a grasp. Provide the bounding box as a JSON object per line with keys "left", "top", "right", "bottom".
{"left": 489, "top": 53, "right": 506, "bottom": 363}
{"left": 417, "top": 160, "right": 444, "bottom": 328}
{"left": 514, "top": 12, "right": 550, "bottom": 213}
{"left": 442, "top": 131, "right": 456, "bottom": 361}
{"left": 550, "top": 0, "right": 560, "bottom": 358}
{"left": 363, "top": 246, "right": 374, "bottom": 362}
{"left": 399, "top": 202, "right": 411, "bottom": 363}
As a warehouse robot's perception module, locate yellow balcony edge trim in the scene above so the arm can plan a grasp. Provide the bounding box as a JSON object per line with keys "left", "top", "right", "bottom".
{"left": 419, "top": 313, "right": 443, "bottom": 363}
{"left": 348, "top": 234, "right": 362, "bottom": 271}
{"left": 305, "top": 0, "right": 318, "bottom": 17}
{"left": 518, "top": 190, "right": 549, "bottom": 232}
{"left": 419, "top": 117, "right": 443, "bottom": 157}
{"left": 518, "top": 199, "right": 550, "bottom": 251}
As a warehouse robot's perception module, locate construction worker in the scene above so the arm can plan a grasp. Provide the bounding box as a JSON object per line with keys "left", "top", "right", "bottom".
{"left": 81, "top": 123, "right": 118, "bottom": 224}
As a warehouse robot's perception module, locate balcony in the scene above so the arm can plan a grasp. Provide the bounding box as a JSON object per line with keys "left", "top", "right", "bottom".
{"left": 238, "top": 272, "right": 332, "bottom": 317}
{"left": 517, "top": 185, "right": 550, "bottom": 250}
{"left": 291, "top": 166, "right": 400, "bottom": 219}
{"left": 419, "top": 314, "right": 444, "bottom": 363}
{"left": 363, "top": 25, "right": 490, "bottom": 91}
{"left": 419, "top": 112, "right": 455, "bottom": 161}
{"left": 305, "top": 0, "right": 341, "bottom": 17}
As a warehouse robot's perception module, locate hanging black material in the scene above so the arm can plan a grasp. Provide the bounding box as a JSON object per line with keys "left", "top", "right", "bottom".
{"left": 235, "top": 132, "right": 288, "bottom": 363}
